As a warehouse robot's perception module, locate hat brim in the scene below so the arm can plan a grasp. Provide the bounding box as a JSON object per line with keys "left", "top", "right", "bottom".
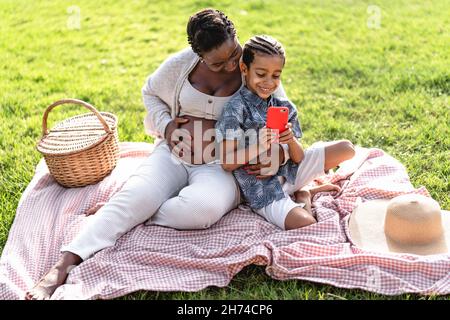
{"left": 348, "top": 199, "right": 450, "bottom": 255}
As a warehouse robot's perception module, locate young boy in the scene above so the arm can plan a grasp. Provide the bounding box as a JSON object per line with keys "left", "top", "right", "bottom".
{"left": 216, "top": 35, "right": 347, "bottom": 230}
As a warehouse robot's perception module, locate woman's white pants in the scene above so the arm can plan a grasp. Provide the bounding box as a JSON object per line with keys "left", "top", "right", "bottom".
{"left": 61, "top": 143, "right": 240, "bottom": 260}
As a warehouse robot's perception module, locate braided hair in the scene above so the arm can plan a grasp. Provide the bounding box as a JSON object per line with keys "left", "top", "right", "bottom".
{"left": 187, "top": 8, "right": 236, "bottom": 56}
{"left": 242, "top": 35, "right": 285, "bottom": 68}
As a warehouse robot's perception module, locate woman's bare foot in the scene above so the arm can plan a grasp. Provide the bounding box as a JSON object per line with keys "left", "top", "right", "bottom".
{"left": 25, "top": 252, "right": 82, "bottom": 300}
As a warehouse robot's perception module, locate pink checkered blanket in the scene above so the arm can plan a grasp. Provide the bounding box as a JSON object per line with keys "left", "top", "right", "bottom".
{"left": 0, "top": 142, "right": 448, "bottom": 299}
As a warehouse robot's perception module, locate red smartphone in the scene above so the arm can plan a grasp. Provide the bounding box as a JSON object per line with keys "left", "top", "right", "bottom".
{"left": 266, "top": 106, "right": 289, "bottom": 133}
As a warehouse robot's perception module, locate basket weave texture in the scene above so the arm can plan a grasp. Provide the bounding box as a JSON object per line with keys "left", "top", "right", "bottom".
{"left": 36, "top": 99, "right": 119, "bottom": 188}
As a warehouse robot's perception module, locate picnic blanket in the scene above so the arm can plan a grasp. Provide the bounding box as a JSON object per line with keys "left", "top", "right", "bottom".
{"left": 0, "top": 142, "right": 448, "bottom": 299}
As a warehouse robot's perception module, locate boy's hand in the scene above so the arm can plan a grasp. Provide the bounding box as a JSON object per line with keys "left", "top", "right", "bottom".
{"left": 258, "top": 127, "right": 277, "bottom": 151}
{"left": 278, "top": 123, "right": 295, "bottom": 144}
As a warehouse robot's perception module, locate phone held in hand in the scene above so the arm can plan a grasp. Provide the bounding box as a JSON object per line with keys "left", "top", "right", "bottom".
{"left": 266, "top": 106, "right": 289, "bottom": 133}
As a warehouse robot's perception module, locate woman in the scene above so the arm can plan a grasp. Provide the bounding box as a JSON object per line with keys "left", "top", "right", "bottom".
{"left": 25, "top": 8, "right": 289, "bottom": 300}
{"left": 26, "top": 8, "right": 354, "bottom": 300}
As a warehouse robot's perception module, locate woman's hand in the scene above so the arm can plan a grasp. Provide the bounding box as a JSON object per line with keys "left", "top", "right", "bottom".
{"left": 243, "top": 144, "right": 284, "bottom": 179}
{"left": 164, "top": 117, "right": 193, "bottom": 158}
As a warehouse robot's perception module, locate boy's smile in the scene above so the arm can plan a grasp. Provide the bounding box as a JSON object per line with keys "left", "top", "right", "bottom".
{"left": 241, "top": 54, "right": 285, "bottom": 100}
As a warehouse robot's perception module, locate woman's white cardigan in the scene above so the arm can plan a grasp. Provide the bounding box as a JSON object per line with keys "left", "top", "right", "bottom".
{"left": 141, "top": 47, "right": 287, "bottom": 143}
{"left": 142, "top": 47, "right": 199, "bottom": 139}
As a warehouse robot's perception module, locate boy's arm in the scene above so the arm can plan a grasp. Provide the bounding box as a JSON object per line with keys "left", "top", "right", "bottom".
{"left": 286, "top": 139, "right": 304, "bottom": 164}
{"left": 278, "top": 97, "right": 304, "bottom": 164}
{"left": 220, "top": 129, "right": 277, "bottom": 172}
{"left": 279, "top": 144, "right": 290, "bottom": 165}
{"left": 278, "top": 123, "right": 304, "bottom": 164}
{"left": 220, "top": 140, "right": 259, "bottom": 172}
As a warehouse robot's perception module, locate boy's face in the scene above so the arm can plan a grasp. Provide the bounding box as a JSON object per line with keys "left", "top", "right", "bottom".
{"left": 240, "top": 53, "right": 284, "bottom": 100}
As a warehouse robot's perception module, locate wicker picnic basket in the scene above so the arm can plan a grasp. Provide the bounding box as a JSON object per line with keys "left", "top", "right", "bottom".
{"left": 36, "top": 98, "right": 119, "bottom": 188}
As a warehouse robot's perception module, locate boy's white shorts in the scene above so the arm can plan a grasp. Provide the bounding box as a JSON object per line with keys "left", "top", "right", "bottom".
{"left": 255, "top": 143, "right": 326, "bottom": 229}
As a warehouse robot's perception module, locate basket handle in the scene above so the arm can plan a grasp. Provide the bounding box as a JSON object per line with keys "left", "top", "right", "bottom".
{"left": 42, "top": 98, "right": 112, "bottom": 136}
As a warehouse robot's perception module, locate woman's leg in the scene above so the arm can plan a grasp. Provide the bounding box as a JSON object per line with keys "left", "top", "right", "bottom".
{"left": 150, "top": 164, "right": 240, "bottom": 230}
{"left": 63, "top": 146, "right": 189, "bottom": 259}
{"left": 26, "top": 144, "right": 188, "bottom": 300}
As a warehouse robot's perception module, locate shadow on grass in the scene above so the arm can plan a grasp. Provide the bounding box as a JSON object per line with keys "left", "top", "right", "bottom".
{"left": 118, "top": 265, "right": 450, "bottom": 300}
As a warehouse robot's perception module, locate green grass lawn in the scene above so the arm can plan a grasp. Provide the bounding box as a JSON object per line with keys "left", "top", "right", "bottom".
{"left": 0, "top": 0, "right": 449, "bottom": 300}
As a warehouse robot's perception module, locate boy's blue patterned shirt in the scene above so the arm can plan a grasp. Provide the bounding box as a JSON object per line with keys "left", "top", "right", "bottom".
{"left": 215, "top": 86, "right": 303, "bottom": 210}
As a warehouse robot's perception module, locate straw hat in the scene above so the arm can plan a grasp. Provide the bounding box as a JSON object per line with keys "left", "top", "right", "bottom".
{"left": 349, "top": 194, "right": 450, "bottom": 255}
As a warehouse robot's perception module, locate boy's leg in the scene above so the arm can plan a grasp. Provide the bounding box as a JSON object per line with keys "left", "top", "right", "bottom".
{"left": 322, "top": 139, "right": 355, "bottom": 172}
{"left": 293, "top": 189, "right": 312, "bottom": 215}
{"left": 284, "top": 206, "right": 317, "bottom": 230}
{"left": 309, "top": 184, "right": 341, "bottom": 198}
{"left": 255, "top": 195, "right": 316, "bottom": 230}
{"left": 284, "top": 140, "right": 355, "bottom": 195}
{"left": 293, "top": 184, "right": 341, "bottom": 219}
{"left": 282, "top": 144, "right": 326, "bottom": 195}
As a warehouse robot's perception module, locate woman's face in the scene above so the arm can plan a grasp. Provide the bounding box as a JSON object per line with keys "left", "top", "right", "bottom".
{"left": 201, "top": 37, "right": 242, "bottom": 73}
{"left": 240, "top": 53, "right": 284, "bottom": 100}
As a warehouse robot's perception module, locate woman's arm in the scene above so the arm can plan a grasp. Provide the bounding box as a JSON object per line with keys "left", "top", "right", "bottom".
{"left": 142, "top": 80, "right": 173, "bottom": 138}
{"left": 142, "top": 48, "right": 197, "bottom": 138}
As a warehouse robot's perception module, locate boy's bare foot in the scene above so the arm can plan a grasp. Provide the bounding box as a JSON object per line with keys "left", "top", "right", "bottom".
{"left": 25, "top": 252, "right": 82, "bottom": 300}
{"left": 293, "top": 184, "right": 341, "bottom": 217}
{"left": 294, "top": 189, "right": 313, "bottom": 215}
{"left": 309, "top": 183, "right": 341, "bottom": 199}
